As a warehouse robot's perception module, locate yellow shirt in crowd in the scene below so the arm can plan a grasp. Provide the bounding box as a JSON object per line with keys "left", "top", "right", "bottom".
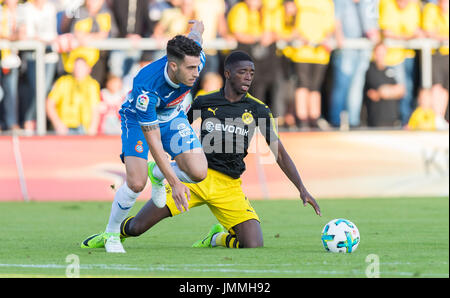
{"left": 227, "top": 2, "right": 263, "bottom": 38}
{"left": 227, "top": 0, "right": 286, "bottom": 36}
{"left": 261, "top": 0, "right": 284, "bottom": 33}
{"left": 227, "top": 0, "right": 334, "bottom": 64}
{"left": 227, "top": 0, "right": 295, "bottom": 60}
{"left": 379, "top": 0, "right": 422, "bottom": 66}
{"left": 48, "top": 75, "right": 100, "bottom": 131}
{"left": 288, "top": 0, "right": 335, "bottom": 64}
{"left": 73, "top": 12, "right": 112, "bottom": 34}
{"left": 265, "top": 1, "right": 296, "bottom": 59}
{"left": 72, "top": 11, "right": 112, "bottom": 62}
{"left": 422, "top": 2, "right": 449, "bottom": 56}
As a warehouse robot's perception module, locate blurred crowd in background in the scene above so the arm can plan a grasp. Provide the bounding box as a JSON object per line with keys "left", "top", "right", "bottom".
{"left": 0, "top": 0, "right": 448, "bottom": 136}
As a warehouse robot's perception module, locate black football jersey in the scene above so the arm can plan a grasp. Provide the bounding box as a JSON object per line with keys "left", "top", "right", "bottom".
{"left": 187, "top": 88, "right": 279, "bottom": 179}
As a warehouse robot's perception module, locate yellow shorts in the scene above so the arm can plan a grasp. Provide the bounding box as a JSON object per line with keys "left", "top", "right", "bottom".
{"left": 166, "top": 168, "right": 260, "bottom": 232}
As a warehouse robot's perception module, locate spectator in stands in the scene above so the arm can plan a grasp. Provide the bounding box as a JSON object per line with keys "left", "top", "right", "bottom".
{"left": 422, "top": 0, "right": 449, "bottom": 121}
{"left": 147, "top": 0, "right": 180, "bottom": 27}
{"left": 0, "top": 83, "right": 3, "bottom": 107}
{"left": 71, "top": 0, "right": 117, "bottom": 86}
{"left": 378, "top": 0, "right": 423, "bottom": 125}
{"left": 259, "top": 0, "right": 295, "bottom": 123}
{"left": 46, "top": 47, "right": 100, "bottom": 135}
{"left": 122, "top": 50, "right": 153, "bottom": 93}
{"left": 55, "top": 0, "right": 84, "bottom": 34}
{"left": 98, "top": 73, "right": 125, "bottom": 135}
{"left": 108, "top": 0, "right": 153, "bottom": 78}
{"left": 152, "top": 0, "right": 194, "bottom": 42}
{"left": 407, "top": 88, "right": 449, "bottom": 130}
{"left": 71, "top": 0, "right": 115, "bottom": 46}
{"left": 147, "top": 0, "right": 181, "bottom": 59}
{"left": 21, "top": 0, "right": 59, "bottom": 134}
{"left": 0, "top": 0, "right": 25, "bottom": 132}
{"left": 288, "top": 0, "right": 335, "bottom": 129}
{"left": 193, "top": 0, "right": 233, "bottom": 74}
{"left": 329, "top": 0, "right": 380, "bottom": 128}
{"left": 227, "top": 0, "right": 281, "bottom": 112}
{"left": 195, "top": 72, "right": 223, "bottom": 96}
{"left": 224, "top": 0, "right": 240, "bottom": 14}
{"left": 270, "top": 0, "right": 297, "bottom": 128}
{"left": 363, "top": 42, "right": 406, "bottom": 127}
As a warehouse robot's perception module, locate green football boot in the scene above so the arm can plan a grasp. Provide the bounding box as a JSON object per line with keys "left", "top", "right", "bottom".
{"left": 148, "top": 161, "right": 163, "bottom": 185}
{"left": 80, "top": 232, "right": 125, "bottom": 249}
{"left": 192, "top": 223, "right": 226, "bottom": 248}
{"left": 148, "top": 161, "right": 167, "bottom": 208}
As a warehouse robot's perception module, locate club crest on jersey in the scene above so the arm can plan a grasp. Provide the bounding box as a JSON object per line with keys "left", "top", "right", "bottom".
{"left": 135, "top": 140, "right": 144, "bottom": 153}
{"left": 136, "top": 93, "right": 150, "bottom": 112}
{"left": 242, "top": 111, "right": 254, "bottom": 125}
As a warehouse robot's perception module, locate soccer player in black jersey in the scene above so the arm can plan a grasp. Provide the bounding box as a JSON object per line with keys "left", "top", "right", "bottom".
{"left": 118, "top": 51, "right": 321, "bottom": 248}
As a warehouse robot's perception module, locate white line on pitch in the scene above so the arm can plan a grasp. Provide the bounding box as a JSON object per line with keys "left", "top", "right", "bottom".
{"left": 0, "top": 263, "right": 448, "bottom": 277}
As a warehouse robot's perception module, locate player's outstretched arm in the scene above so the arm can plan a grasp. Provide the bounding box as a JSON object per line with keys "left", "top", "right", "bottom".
{"left": 272, "top": 140, "right": 322, "bottom": 216}
{"left": 187, "top": 20, "right": 204, "bottom": 46}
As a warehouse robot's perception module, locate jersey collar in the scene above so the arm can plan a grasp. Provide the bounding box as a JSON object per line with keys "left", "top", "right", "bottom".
{"left": 220, "top": 87, "right": 248, "bottom": 103}
{"left": 164, "top": 62, "right": 180, "bottom": 89}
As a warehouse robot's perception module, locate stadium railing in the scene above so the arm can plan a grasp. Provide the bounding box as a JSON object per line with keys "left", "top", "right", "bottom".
{"left": 0, "top": 38, "right": 237, "bottom": 135}
{"left": 0, "top": 37, "right": 448, "bottom": 135}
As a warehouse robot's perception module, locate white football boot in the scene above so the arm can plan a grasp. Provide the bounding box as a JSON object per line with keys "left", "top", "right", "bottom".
{"left": 104, "top": 233, "right": 126, "bottom": 253}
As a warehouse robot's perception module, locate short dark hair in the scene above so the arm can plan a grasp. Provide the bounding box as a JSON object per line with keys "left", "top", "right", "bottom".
{"left": 166, "top": 35, "right": 202, "bottom": 62}
{"left": 224, "top": 51, "right": 254, "bottom": 69}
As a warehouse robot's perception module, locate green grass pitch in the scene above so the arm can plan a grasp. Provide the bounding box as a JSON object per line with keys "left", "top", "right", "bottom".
{"left": 0, "top": 197, "right": 448, "bottom": 278}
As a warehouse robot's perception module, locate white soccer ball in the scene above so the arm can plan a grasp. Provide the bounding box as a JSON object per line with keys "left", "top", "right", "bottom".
{"left": 321, "top": 218, "right": 360, "bottom": 253}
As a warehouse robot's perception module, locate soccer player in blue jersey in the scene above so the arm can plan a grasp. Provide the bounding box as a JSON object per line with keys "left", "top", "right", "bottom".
{"left": 81, "top": 20, "right": 208, "bottom": 253}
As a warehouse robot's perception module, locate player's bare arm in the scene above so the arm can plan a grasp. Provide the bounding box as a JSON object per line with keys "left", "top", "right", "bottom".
{"left": 272, "top": 139, "right": 321, "bottom": 216}
{"left": 142, "top": 125, "right": 190, "bottom": 212}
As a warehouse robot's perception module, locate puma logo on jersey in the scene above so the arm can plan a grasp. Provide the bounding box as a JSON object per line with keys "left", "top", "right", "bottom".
{"left": 208, "top": 107, "right": 218, "bottom": 115}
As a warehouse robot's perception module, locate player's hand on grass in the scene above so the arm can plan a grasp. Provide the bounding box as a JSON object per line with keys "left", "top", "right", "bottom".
{"left": 171, "top": 181, "right": 190, "bottom": 212}
{"left": 300, "top": 189, "right": 321, "bottom": 216}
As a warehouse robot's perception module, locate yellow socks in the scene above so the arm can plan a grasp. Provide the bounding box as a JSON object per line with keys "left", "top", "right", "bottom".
{"left": 214, "top": 232, "right": 241, "bottom": 248}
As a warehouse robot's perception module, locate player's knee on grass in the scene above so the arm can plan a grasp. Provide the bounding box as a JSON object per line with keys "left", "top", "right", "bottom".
{"left": 233, "top": 219, "right": 264, "bottom": 248}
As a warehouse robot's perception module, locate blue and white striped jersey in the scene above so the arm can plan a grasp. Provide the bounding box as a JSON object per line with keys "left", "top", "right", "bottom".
{"left": 120, "top": 51, "right": 205, "bottom": 126}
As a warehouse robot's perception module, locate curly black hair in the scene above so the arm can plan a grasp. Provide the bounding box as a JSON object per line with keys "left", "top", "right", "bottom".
{"left": 166, "top": 35, "right": 202, "bottom": 62}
